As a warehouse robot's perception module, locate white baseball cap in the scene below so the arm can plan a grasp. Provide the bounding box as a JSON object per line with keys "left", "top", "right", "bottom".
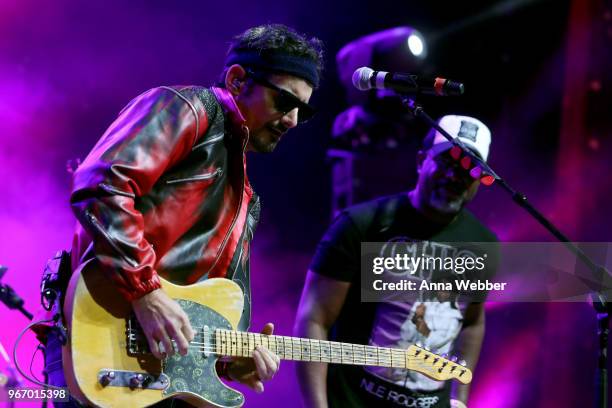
{"left": 424, "top": 115, "right": 492, "bottom": 161}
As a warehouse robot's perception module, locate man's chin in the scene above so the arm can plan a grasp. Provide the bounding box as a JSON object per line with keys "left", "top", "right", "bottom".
{"left": 429, "top": 195, "right": 464, "bottom": 215}
{"left": 250, "top": 139, "right": 278, "bottom": 153}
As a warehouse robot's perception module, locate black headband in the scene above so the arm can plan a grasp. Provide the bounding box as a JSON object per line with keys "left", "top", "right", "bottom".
{"left": 226, "top": 50, "right": 319, "bottom": 88}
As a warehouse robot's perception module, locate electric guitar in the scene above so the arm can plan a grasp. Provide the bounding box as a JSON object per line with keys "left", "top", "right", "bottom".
{"left": 62, "top": 267, "right": 472, "bottom": 407}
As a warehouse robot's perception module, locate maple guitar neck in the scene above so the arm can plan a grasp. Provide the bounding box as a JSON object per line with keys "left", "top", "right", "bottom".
{"left": 213, "top": 329, "right": 471, "bottom": 384}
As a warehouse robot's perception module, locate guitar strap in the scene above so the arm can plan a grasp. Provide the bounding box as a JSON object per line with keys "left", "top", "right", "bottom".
{"left": 224, "top": 193, "right": 260, "bottom": 332}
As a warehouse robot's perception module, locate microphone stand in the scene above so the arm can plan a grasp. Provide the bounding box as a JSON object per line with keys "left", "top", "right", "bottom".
{"left": 0, "top": 266, "right": 33, "bottom": 321}
{"left": 0, "top": 266, "right": 49, "bottom": 408}
{"left": 401, "top": 96, "right": 610, "bottom": 408}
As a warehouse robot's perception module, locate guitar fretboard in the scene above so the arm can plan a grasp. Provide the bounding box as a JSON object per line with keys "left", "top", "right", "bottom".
{"left": 127, "top": 322, "right": 469, "bottom": 382}
{"left": 214, "top": 329, "right": 409, "bottom": 368}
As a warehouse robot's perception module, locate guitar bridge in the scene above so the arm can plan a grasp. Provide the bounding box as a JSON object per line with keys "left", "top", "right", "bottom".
{"left": 126, "top": 315, "right": 149, "bottom": 355}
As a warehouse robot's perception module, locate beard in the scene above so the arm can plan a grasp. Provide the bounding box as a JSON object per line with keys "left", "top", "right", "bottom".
{"left": 248, "top": 126, "right": 283, "bottom": 153}
{"left": 429, "top": 187, "right": 466, "bottom": 214}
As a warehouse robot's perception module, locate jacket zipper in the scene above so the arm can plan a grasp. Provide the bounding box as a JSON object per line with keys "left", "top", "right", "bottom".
{"left": 205, "top": 126, "right": 249, "bottom": 276}
{"left": 165, "top": 168, "right": 223, "bottom": 184}
{"left": 192, "top": 132, "right": 225, "bottom": 150}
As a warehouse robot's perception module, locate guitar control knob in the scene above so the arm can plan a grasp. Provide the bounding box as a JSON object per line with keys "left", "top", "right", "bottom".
{"left": 450, "top": 355, "right": 458, "bottom": 362}
{"left": 99, "top": 371, "right": 115, "bottom": 387}
{"left": 129, "top": 373, "right": 145, "bottom": 388}
{"left": 459, "top": 359, "right": 467, "bottom": 366}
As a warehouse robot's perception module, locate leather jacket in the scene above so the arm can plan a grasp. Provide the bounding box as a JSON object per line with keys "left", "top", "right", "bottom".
{"left": 70, "top": 86, "right": 260, "bottom": 302}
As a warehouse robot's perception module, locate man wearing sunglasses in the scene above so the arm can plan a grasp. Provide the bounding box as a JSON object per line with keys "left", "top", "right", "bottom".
{"left": 41, "top": 24, "right": 323, "bottom": 406}
{"left": 295, "top": 115, "right": 498, "bottom": 408}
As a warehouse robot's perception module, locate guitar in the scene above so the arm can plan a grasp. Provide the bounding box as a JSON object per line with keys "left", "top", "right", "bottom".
{"left": 62, "top": 267, "right": 472, "bottom": 407}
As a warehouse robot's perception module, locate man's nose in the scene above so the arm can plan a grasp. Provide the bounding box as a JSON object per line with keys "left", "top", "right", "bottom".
{"left": 280, "top": 108, "right": 299, "bottom": 129}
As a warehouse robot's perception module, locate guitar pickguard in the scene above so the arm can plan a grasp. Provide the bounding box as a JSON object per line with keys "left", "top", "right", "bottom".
{"left": 160, "top": 299, "right": 244, "bottom": 407}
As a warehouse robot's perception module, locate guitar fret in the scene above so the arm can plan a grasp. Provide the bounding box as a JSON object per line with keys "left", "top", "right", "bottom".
{"left": 284, "top": 336, "right": 291, "bottom": 359}
{"left": 320, "top": 341, "right": 330, "bottom": 363}
{"left": 353, "top": 344, "right": 366, "bottom": 365}
{"left": 243, "top": 332, "right": 250, "bottom": 357}
{"left": 379, "top": 347, "right": 391, "bottom": 367}
{"left": 269, "top": 335, "right": 277, "bottom": 355}
{"left": 292, "top": 337, "right": 302, "bottom": 360}
{"left": 231, "top": 331, "right": 236, "bottom": 356}
{"left": 248, "top": 332, "right": 255, "bottom": 356}
{"left": 282, "top": 336, "right": 291, "bottom": 359}
{"left": 339, "top": 343, "right": 349, "bottom": 364}
{"left": 223, "top": 330, "right": 229, "bottom": 355}
{"left": 219, "top": 330, "right": 225, "bottom": 354}
{"left": 288, "top": 336, "right": 296, "bottom": 360}
{"left": 284, "top": 337, "right": 292, "bottom": 359}
{"left": 329, "top": 342, "right": 340, "bottom": 363}
{"left": 300, "top": 338, "right": 310, "bottom": 361}
{"left": 235, "top": 332, "right": 241, "bottom": 357}
{"left": 365, "top": 345, "right": 377, "bottom": 365}
{"left": 240, "top": 332, "right": 248, "bottom": 357}
{"left": 392, "top": 349, "right": 406, "bottom": 368}
{"left": 310, "top": 339, "right": 321, "bottom": 362}
{"left": 213, "top": 331, "right": 432, "bottom": 373}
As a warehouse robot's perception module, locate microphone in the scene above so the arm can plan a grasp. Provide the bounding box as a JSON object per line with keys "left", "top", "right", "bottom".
{"left": 352, "top": 67, "right": 464, "bottom": 96}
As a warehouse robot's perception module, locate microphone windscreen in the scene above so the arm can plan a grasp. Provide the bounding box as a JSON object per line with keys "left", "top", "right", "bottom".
{"left": 352, "top": 67, "right": 374, "bottom": 91}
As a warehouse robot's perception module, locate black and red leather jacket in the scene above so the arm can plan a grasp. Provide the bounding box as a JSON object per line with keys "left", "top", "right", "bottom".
{"left": 69, "top": 86, "right": 260, "bottom": 303}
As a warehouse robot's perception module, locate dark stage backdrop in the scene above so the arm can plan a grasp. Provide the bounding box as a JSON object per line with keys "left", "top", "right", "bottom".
{"left": 1, "top": 0, "right": 610, "bottom": 406}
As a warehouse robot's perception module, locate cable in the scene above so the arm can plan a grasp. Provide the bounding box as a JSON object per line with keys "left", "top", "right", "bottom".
{"left": 29, "top": 345, "right": 44, "bottom": 384}
{"left": 12, "top": 317, "right": 64, "bottom": 389}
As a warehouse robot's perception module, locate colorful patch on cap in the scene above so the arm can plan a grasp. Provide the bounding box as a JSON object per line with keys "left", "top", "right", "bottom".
{"left": 458, "top": 120, "right": 478, "bottom": 142}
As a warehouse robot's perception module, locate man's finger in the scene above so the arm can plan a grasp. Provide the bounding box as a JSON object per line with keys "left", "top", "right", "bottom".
{"left": 166, "top": 323, "right": 190, "bottom": 356}
{"left": 147, "top": 335, "right": 163, "bottom": 360}
{"left": 259, "top": 347, "right": 279, "bottom": 376}
{"left": 252, "top": 348, "right": 269, "bottom": 380}
{"left": 253, "top": 346, "right": 278, "bottom": 381}
{"left": 246, "top": 375, "right": 264, "bottom": 394}
{"left": 154, "top": 327, "right": 174, "bottom": 358}
{"left": 252, "top": 380, "right": 264, "bottom": 394}
{"left": 181, "top": 317, "right": 195, "bottom": 342}
{"left": 260, "top": 322, "right": 274, "bottom": 336}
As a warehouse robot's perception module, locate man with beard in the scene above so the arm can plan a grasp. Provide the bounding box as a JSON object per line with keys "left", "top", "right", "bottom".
{"left": 42, "top": 24, "right": 324, "bottom": 407}
{"left": 295, "top": 115, "right": 497, "bottom": 408}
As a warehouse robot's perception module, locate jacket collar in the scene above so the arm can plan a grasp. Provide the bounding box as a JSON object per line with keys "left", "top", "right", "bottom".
{"left": 211, "top": 87, "right": 249, "bottom": 144}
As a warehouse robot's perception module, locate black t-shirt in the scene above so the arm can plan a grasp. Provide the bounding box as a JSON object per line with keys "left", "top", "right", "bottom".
{"left": 310, "top": 193, "right": 498, "bottom": 408}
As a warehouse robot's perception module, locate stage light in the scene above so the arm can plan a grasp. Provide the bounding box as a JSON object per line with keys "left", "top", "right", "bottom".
{"left": 407, "top": 33, "right": 425, "bottom": 57}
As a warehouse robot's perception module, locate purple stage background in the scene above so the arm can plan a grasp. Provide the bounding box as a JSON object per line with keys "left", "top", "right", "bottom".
{"left": 1, "top": 0, "right": 610, "bottom": 407}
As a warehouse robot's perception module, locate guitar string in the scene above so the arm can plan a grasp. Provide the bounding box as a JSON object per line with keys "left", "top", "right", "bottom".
{"left": 124, "top": 329, "right": 462, "bottom": 371}
{"left": 124, "top": 346, "right": 452, "bottom": 368}
{"left": 120, "top": 349, "right": 459, "bottom": 376}
{"left": 127, "top": 339, "right": 434, "bottom": 359}
{"left": 126, "top": 343, "right": 433, "bottom": 362}
{"left": 126, "top": 332, "right": 452, "bottom": 360}
{"left": 127, "top": 329, "right": 434, "bottom": 353}
{"left": 124, "top": 344, "right": 457, "bottom": 369}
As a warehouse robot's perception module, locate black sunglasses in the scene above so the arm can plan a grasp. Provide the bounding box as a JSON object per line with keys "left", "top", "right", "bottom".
{"left": 246, "top": 70, "right": 316, "bottom": 124}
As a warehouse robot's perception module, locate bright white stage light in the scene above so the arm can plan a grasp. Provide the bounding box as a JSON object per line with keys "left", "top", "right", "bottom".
{"left": 407, "top": 33, "right": 425, "bottom": 57}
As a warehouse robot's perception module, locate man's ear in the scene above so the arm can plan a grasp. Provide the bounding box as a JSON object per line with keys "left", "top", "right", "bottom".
{"left": 224, "top": 64, "right": 247, "bottom": 96}
{"left": 416, "top": 150, "right": 427, "bottom": 173}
